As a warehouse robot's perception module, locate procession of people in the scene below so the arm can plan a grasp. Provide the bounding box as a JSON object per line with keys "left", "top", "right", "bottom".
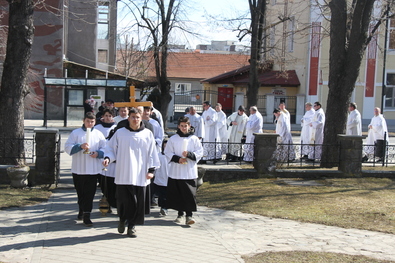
{"left": 66, "top": 98, "right": 389, "bottom": 237}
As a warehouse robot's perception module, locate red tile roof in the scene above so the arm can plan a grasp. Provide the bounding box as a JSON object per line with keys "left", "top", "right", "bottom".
{"left": 149, "top": 52, "right": 250, "bottom": 79}
{"left": 202, "top": 65, "right": 300, "bottom": 87}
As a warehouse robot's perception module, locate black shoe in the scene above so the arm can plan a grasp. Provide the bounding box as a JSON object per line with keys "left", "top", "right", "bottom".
{"left": 376, "top": 158, "right": 383, "bottom": 162}
{"left": 127, "top": 225, "right": 137, "bottom": 237}
{"left": 301, "top": 155, "right": 308, "bottom": 160}
{"left": 83, "top": 213, "right": 93, "bottom": 227}
{"left": 118, "top": 220, "right": 125, "bottom": 233}
{"left": 77, "top": 209, "right": 83, "bottom": 220}
{"left": 362, "top": 155, "right": 368, "bottom": 162}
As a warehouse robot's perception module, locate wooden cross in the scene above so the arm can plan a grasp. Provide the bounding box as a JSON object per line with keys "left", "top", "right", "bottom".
{"left": 114, "top": 86, "right": 151, "bottom": 108}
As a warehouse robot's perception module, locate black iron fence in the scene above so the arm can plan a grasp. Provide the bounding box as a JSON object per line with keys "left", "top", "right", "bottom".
{"left": 0, "top": 136, "right": 35, "bottom": 164}
{"left": 272, "top": 142, "right": 341, "bottom": 168}
{"left": 200, "top": 140, "right": 254, "bottom": 164}
{"left": 362, "top": 141, "right": 394, "bottom": 166}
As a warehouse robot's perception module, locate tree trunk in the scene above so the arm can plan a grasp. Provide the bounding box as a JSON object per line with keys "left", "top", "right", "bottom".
{"left": 247, "top": 0, "right": 266, "bottom": 110}
{"left": 321, "top": 0, "right": 375, "bottom": 167}
{"left": 0, "top": 0, "right": 34, "bottom": 165}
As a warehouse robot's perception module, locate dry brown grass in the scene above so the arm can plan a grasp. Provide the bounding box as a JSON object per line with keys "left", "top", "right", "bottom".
{"left": 243, "top": 251, "right": 394, "bottom": 263}
{"left": 197, "top": 177, "right": 395, "bottom": 234}
{"left": 0, "top": 184, "right": 52, "bottom": 209}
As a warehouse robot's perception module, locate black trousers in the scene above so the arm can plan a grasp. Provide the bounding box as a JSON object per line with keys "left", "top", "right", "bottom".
{"left": 153, "top": 183, "right": 167, "bottom": 209}
{"left": 117, "top": 185, "right": 146, "bottom": 226}
{"left": 100, "top": 176, "right": 117, "bottom": 208}
{"left": 72, "top": 173, "right": 98, "bottom": 213}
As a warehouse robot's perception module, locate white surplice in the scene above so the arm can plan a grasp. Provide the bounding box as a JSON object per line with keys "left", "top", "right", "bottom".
{"left": 308, "top": 108, "right": 325, "bottom": 160}
{"left": 105, "top": 127, "right": 160, "bottom": 186}
{"left": 274, "top": 113, "right": 295, "bottom": 161}
{"left": 243, "top": 111, "right": 263, "bottom": 162}
{"left": 346, "top": 109, "right": 362, "bottom": 135}
{"left": 300, "top": 108, "right": 315, "bottom": 155}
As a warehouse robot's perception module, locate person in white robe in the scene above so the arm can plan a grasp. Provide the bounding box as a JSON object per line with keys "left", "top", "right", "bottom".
{"left": 150, "top": 102, "right": 164, "bottom": 128}
{"left": 273, "top": 109, "right": 295, "bottom": 161}
{"left": 279, "top": 102, "right": 291, "bottom": 129}
{"left": 215, "top": 103, "right": 227, "bottom": 158}
{"left": 362, "top": 107, "right": 389, "bottom": 161}
{"left": 103, "top": 107, "right": 160, "bottom": 237}
{"left": 113, "top": 107, "right": 129, "bottom": 124}
{"left": 346, "top": 102, "right": 362, "bottom": 136}
{"left": 308, "top": 102, "right": 325, "bottom": 161}
{"left": 226, "top": 105, "right": 249, "bottom": 161}
{"left": 185, "top": 106, "right": 204, "bottom": 139}
{"left": 65, "top": 112, "right": 106, "bottom": 226}
{"left": 201, "top": 101, "right": 218, "bottom": 162}
{"left": 300, "top": 102, "right": 315, "bottom": 158}
{"left": 164, "top": 116, "right": 203, "bottom": 225}
{"left": 95, "top": 109, "right": 117, "bottom": 214}
{"left": 153, "top": 139, "right": 169, "bottom": 216}
{"left": 143, "top": 106, "right": 164, "bottom": 153}
{"left": 243, "top": 106, "right": 263, "bottom": 162}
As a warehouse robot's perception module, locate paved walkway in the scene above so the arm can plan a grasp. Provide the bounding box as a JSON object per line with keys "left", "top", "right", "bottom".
{"left": 1, "top": 121, "right": 395, "bottom": 262}
{"left": 1, "top": 177, "right": 395, "bottom": 263}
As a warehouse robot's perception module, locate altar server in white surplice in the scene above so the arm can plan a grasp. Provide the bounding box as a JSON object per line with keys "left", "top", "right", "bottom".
{"left": 226, "top": 105, "right": 249, "bottom": 161}
{"left": 279, "top": 102, "right": 291, "bottom": 129}
{"left": 95, "top": 109, "right": 117, "bottom": 212}
{"left": 103, "top": 107, "right": 160, "bottom": 237}
{"left": 215, "top": 103, "right": 227, "bottom": 158}
{"left": 362, "top": 107, "right": 389, "bottom": 160}
{"left": 273, "top": 109, "right": 295, "bottom": 161}
{"left": 243, "top": 106, "right": 263, "bottom": 162}
{"left": 300, "top": 102, "right": 315, "bottom": 158}
{"left": 165, "top": 116, "right": 203, "bottom": 225}
{"left": 65, "top": 112, "right": 106, "bottom": 227}
{"left": 308, "top": 101, "right": 325, "bottom": 161}
{"left": 201, "top": 101, "right": 218, "bottom": 161}
{"left": 185, "top": 106, "right": 204, "bottom": 139}
{"left": 346, "top": 102, "right": 362, "bottom": 136}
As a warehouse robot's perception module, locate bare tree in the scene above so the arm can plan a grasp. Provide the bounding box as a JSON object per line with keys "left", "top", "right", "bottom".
{"left": 245, "top": 0, "right": 266, "bottom": 109}
{"left": 120, "top": 0, "right": 191, "bottom": 129}
{"left": 0, "top": 0, "right": 34, "bottom": 165}
{"left": 321, "top": 0, "right": 393, "bottom": 167}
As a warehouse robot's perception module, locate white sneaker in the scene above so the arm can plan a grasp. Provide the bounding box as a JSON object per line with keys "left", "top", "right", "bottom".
{"left": 160, "top": 208, "right": 168, "bottom": 216}
{"left": 174, "top": 215, "right": 183, "bottom": 223}
{"left": 186, "top": 216, "right": 196, "bottom": 225}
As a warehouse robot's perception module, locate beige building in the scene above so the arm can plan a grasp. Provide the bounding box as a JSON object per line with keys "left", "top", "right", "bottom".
{"left": 266, "top": 0, "right": 395, "bottom": 125}
{"left": 203, "top": 0, "right": 395, "bottom": 125}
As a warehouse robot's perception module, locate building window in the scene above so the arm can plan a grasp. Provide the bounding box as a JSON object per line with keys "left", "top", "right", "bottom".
{"left": 175, "top": 83, "right": 191, "bottom": 94}
{"left": 288, "top": 17, "right": 295, "bottom": 52}
{"left": 98, "top": 49, "right": 108, "bottom": 63}
{"left": 98, "top": 1, "right": 109, "bottom": 39}
{"left": 385, "top": 73, "right": 395, "bottom": 107}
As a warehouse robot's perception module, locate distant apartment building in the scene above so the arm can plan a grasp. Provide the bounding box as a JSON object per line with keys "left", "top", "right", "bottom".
{"left": 196, "top": 40, "right": 250, "bottom": 54}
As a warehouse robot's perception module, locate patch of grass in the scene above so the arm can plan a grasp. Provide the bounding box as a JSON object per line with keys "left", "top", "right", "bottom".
{"left": 0, "top": 184, "right": 52, "bottom": 210}
{"left": 243, "top": 251, "right": 394, "bottom": 263}
{"left": 197, "top": 177, "right": 395, "bottom": 234}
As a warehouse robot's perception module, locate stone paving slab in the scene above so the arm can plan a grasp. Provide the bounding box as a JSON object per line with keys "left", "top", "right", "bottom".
{"left": 1, "top": 184, "right": 395, "bottom": 262}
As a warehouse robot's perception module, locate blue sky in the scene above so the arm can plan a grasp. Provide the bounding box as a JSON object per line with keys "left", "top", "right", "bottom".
{"left": 117, "top": 0, "right": 250, "bottom": 49}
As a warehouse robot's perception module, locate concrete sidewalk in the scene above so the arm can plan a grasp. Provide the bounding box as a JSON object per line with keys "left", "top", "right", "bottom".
{"left": 1, "top": 175, "right": 395, "bottom": 262}
{"left": 1, "top": 126, "right": 395, "bottom": 262}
